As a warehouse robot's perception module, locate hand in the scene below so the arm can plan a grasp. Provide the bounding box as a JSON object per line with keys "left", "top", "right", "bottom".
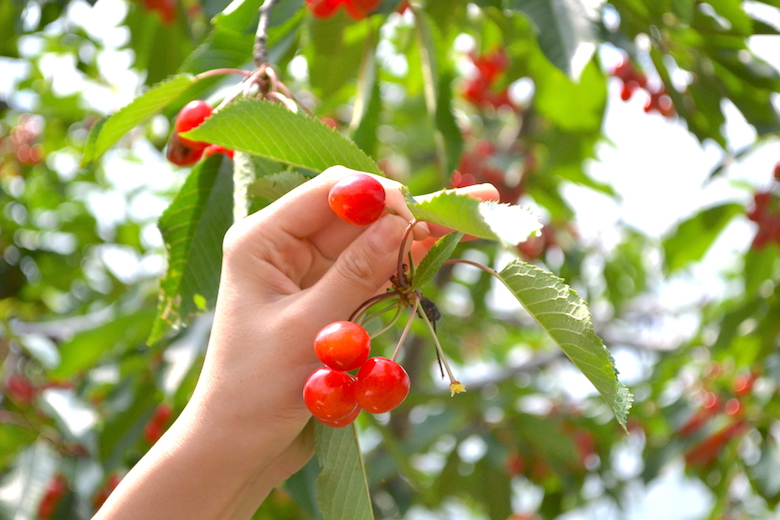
{"left": 95, "top": 166, "right": 498, "bottom": 520}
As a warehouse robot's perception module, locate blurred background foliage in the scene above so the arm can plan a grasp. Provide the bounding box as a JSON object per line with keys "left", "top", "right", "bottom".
{"left": 1, "top": 0, "right": 780, "bottom": 518}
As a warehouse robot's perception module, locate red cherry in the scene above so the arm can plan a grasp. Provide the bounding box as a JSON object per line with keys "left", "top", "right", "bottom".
{"left": 38, "top": 474, "right": 68, "bottom": 520}
{"left": 328, "top": 173, "right": 386, "bottom": 226}
{"left": 318, "top": 405, "right": 362, "bottom": 428}
{"left": 166, "top": 131, "right": 204, "bottom": 166}
{"left": 314, "top": 321, "right": 371, "bottom": 371}
{"left": 307, "top": 0, "right": 343, "bottom": 18}
{"left": 5, "top": 373, "right": 37, "bottom": 405}
{"left": 303, "top": 367, "right": 359, "bottom": 421}
{"left": 143, "top": 403, "right": 173, "bottom": 444}
{"left": 93, "top": 472, "right": 122, "bottom": 510}
{"left": 175, "top": 100, "right": 213, "bottom": 149}
{"left": 203, "top": 144, "right": 234, "bottom": 159}
{"left": 355, "top": 357, "right": 410, "bottom": 414}
{"left": 344, "top": 0, "right": 381, "bottom": 20}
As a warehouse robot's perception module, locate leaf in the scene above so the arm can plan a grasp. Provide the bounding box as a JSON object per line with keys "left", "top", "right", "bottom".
{"left": 497, "top": 259, "right": 633, "bottom": 428}
{"left": 184, "top": 98, "right": 382, "bottom": 175}
{"left": 406, "top": 190, "right": 542, "bottom": 247}
{"left": 82, "top": 74, "right": 197, "bottom": 165}
{"left": 663, "top": 203, "right": 744, "bottom": 272}
{"left": 248, "top": 170, "right": 309, "bottom": 202}
{"left": 232, "top": 152, "right": 283, "bottom": 220}
{"left": 48, "top": 307, "right": 156, "bottom": 380}
{"left": 148, "top": 155, "right": 234, "bottom": 345}
{"left": 510, "top": 0, "right": 601, "bottom": 81}
{"left": 412, "top": 232, "right": 464, "bottom": 291}
{"left": 315, "top": 422, "right": 374, "bottom": 520}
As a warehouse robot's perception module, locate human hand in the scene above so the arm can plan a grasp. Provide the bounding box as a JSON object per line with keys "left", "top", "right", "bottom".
{"left": 95, "top": 166, "right": 497, "bottom": 520}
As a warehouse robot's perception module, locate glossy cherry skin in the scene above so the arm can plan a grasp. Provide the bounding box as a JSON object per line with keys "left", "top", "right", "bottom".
{"left": 166, "top": 131, "right": 204, "bottom": 166}
{"left": 203, "top": 144, "right": 234, "bottom": 159}
{"left": 317, "top": 405, "right": 362, "bottom": 428}
{"left": 175, "top": 100, "right": 213, "bottom": 149}
{"left": 328, "top": 173, "right": 386, "bottom": 226}
{"left": 314, "top": 321, "right": 371, "bottom": 371}
{"left": 303, "top": 367, "right": 359, "bottom": 421}
{"left": 355, "top": 357, "right": 410, "bottom": 414}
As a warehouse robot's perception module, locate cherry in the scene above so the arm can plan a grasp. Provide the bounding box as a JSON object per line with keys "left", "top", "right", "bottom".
{"left": 328, "top": 173, "right": 386, "bottom": 226}
{"left": 175, "top": 100, "right": 213, "bottom": 150}
{"left": 355, "top": 357, "right": 410, "bottom": 414}
{"left": 5, "top": 372, "right": 37, "bottom": 405}
{"left": 314, "top": 321, "right": 371, "bottom": 371}
{"left": 143, "top": 403, "right": 173, "bottom": 444}
{"left": 38, "top": 473, "right": 68, "bottom": 520}
{"left": 318, "top": 404, "right": 362, "bottom": 428}
{"left": 166, "top": 131, "right": 204, "bottom": 166}
{"left": 303, "top": 367, "right": 359, "bottom": 421}
{"left": 203, "top": 144, "right": 234, "bottom": 159}
{"left": 93, "top": 473, "right": 122, "bottom": 510}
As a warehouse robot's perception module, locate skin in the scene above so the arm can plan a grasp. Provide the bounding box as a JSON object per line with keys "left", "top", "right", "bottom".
{"left": 94, "top": 166, "right": 498, "bottom": 520}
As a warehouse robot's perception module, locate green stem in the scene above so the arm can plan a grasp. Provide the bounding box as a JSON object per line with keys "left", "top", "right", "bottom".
{"left": 391, "top": 294, "right": 420, "bottom": 362}
{"left": 349, "top": 291, "right": 400, "bottom": 324}
{"left": 367, "top": 303, "right": 403, "bottom": 340}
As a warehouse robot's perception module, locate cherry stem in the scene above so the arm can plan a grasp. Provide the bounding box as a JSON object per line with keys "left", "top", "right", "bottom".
{"left": 396, "top": 219, "right": 422, "bottom": 287}
{"left": 194, "top": 69, "right": 251, "bottom": 81}
{"left": 416, "top": 298, "right": 459, "bottom": 386}
{"left": 349, "top": 291, "right": 400, "bottom": 324}
{"left": 443, "top": 258, "right": 499, "bottom": 278}
{"left": 391, "top": 294, "right": 419, "bottom": 362}
{"left": 368, "top": 303, "right": 404, "bottom": 340}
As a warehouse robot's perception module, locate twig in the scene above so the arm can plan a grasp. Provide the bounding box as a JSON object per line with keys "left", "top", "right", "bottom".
{"left": 253, "top": 0, "right": 280, "bottom": 68}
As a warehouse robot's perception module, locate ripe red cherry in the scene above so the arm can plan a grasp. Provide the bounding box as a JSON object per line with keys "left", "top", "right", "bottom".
{"left": 175, "top": 100, "right": 213, "bottom": 149}
{"left": 203, "top": 144, "right": 234, "bottom": 160}
{"left": 314, "top": 321, "right": 371, "bottom": 371}
{"left": 355, "top": 357, "right": 410, "bottom": 414}
{"left": 328, "top": 173, "right": 386, "bottom": 226}
{"left": 318, "top": 405, "right": 362, "bottom": 428}
{"left": 303, "top": 367, "right": 359, "bottom": 421}
{"left": 166, "top": 131, "right": 204, "bottom": 166}
{"left": 307, "top": 0, "right": 342, "bottom": 18}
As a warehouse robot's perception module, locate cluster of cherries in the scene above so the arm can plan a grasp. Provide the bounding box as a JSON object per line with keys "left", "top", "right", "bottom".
{"left": 677, "top": 364, "right": 757, "bottom": 468}
{"left": 462, "top": 48, "right": 515, "bottom": 110}
{"left": 748, "top": 163, "right": 780, "bottom": 249}
{"left": 143, "top": 402, "right": 174, "bottom": 444}
{"left": 450, "top": 139, "right": 525, "bottom": 204}
{"left": 305, "top": 0, "right": 380, "bottom": 20}
{"left": 166, "top": 100, "right": 234, "bottom": 167}
{"left": 304, "top": 321, "right": 410, "bottom": 427}
{"left": 303, "top": 174, "right": 412, "bottom": 427}
{"left": 0, "top": 113, "right": 45, "bottom": 177}
{"left": 610, "top": 55, "right": 675, "bottom": 118}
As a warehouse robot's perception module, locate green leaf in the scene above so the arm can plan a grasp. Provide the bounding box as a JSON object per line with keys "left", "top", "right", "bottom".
{"left": 48, "top": 307, "right": 157, "bottom": 380}
{"left": 663, "top": 203, "right": 744, "bottom": 272}
{"left": 510, "top": 0, "right": 600, "bottom": 81}
{"left": 0, "top": 425, "right": 36, "bottom": 470}
{"left": 82, "top": 74, "right": 197, "bottom": 165}
{"left": 496, "top": 259, "right": 633, "bottom": 428}
{"left": 248, "top": 170, "right": 309, "bottom": 202}
{"left": 405, "top": 190, "right": 542, "bottom": 246}
{"left": 412, "top": 232, "right": 464, "bottom": 291}
{"left": 149, "top": 155, "right": 234, "bottom": 344}
{"left": 232, "top": 152, "right": 283, "bottom": 219}
{"left": 184, "top": 98, "right": 381, "bottom": 174}
{"left": 315, "top": 422, "right": 374, "bottom": 520}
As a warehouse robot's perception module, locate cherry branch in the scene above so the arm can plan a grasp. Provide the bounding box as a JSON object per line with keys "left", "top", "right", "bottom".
{"left": 254, "top": 0, "right": 280, "bottom": 68}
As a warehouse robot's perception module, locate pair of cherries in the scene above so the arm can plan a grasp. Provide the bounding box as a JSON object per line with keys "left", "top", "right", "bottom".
{"left": 166, "top": 100, "right": 233, "bottom": 166}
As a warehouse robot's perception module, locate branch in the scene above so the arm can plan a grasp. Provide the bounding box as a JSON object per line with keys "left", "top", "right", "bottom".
{"left": 253, "top": 0, "right": 280, "bottom": 68}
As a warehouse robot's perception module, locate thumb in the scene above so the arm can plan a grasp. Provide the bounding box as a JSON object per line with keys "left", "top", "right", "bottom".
{"left": 303, "top": 213, "right": 408, "bottom": 322}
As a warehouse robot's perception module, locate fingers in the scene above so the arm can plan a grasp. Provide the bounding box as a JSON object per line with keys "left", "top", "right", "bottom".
{"left": 300, "top": 213, "right": 408, "bottom": 322}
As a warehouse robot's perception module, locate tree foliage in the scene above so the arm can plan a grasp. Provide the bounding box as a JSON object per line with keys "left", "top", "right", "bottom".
{"left": 0, "top": 0, "right": 779, "bottom": 519}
